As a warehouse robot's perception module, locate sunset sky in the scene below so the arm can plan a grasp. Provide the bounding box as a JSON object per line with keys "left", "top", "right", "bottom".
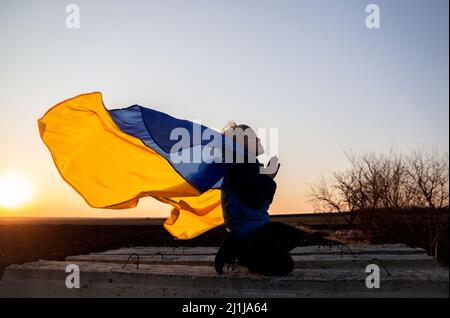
{"left": 0, "top": 0, "right": 448, "bottom": 218}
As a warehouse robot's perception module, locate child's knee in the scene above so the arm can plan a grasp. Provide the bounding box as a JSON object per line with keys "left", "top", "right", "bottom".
{"left": 256, "top": 254, "right": 294, "bottom": 276}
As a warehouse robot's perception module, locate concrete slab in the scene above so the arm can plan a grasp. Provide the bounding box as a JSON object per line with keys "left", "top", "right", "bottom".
{"left": 66, "top": 253, "right": 437, "bottom": 269}
{"left": 0, "top": 245, "right": 448, "bottom": 298}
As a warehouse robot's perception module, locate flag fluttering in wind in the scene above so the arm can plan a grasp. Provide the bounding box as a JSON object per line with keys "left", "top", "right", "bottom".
{"left": 38, "top": 92, "right": 236, "bottom": 239}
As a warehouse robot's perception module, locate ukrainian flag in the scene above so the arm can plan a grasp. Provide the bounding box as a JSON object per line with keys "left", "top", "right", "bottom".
{"left": 38, "top": 92, "right": 232, "bottom": 239}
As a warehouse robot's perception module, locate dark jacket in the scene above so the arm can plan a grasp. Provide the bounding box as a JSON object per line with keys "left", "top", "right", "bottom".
{"left": 221, "top": 162, "right": 277, "bottom": 239}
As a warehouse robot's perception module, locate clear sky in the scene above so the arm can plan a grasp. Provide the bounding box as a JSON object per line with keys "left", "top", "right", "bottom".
{"left": 0, "top": 0, "right": 448, "bottom": 218}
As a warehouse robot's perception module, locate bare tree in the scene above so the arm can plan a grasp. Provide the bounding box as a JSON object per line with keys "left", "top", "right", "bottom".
{"left": 309, "top": 176, "right": 357, "bottom": 225}
{"left": 406, "top": 148, "right": 449, "bottom": 209}
{"left": 309, "top": 147, "right": 449, "bottom": 258}
{"left": 405, "top": 148, "right": 449, "bottom": 257}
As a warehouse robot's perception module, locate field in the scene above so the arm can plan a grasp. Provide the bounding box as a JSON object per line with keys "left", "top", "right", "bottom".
{"left": 0, "top": 213, "right": 341, "bottom": 278}
{"left": 2, "top": 211, "right": 447, "bottom": 279}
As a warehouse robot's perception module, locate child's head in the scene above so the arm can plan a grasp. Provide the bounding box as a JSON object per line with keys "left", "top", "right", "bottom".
{"left": 222, "top": 121, "right": 264, "bottom": 157}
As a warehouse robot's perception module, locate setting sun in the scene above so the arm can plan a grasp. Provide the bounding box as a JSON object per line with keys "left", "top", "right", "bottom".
{"left": 0, "top": 173, "right": 33, "bottom": 208}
